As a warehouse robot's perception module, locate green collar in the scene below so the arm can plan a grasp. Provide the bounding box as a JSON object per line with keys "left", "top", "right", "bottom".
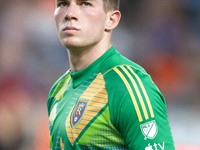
{"left": 69, "top": 46, "right": 117, "bottom": 88}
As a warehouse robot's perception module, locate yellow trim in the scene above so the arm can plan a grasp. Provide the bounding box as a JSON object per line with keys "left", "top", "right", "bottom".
{"left": 66, "top": 128, "right": 82, "bottom": 133}
{"left": 113, "top": 67, "right": 143, "bottom": 122}
{"left": 81, "top": 92, "right": 95, "bottom": 97}
{"left": 67, "top": 132, "right": 76, "bottom": 138}
{"left": 85, "top": 88, "right": 99, "bottom": 93}
{"left": 84, "top": 110, "right": 97, "bottom": 116}
{"left": 94, "top": 92, "right": 108, "bottom": 98}
{"left": 88, "top": 101, "right": 105, "bottom": 108}
{"left": 77, "top": 120, "right": 89, "bottom": 125}
{"left": 127, "top": 66, "right": 154, "bottom": 118}
{"left": 86, "top": 106, "right": 101, "bottom": 112}
{"left": 82, "top": 115, "right": 93, "bottom": 121}
{"left": 68, "top": 138, "right": 75, "bottom": 144}
{"left": 66, "top": 122, "right": 70, "bottom": 127}
{"left": 90, "top": 97, "right": 107, "bottom": 102}
{"left": 88, "top": 83, "right": 104, "bottom": 89}
{"left": 120, "top": 66, "right": 149, "bottom": 120}
{"left": 76, "top": 124, "right": 86, "bottom": 129}
{"left": 66, "top": 73, "right": 108, "bottom": 146}
{"left": 60, "top": 138, "right": 64, "bottom": 150}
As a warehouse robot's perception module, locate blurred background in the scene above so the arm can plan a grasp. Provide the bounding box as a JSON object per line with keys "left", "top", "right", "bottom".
{"left": 0, "top": 0, "right": 200, "bottom": 149}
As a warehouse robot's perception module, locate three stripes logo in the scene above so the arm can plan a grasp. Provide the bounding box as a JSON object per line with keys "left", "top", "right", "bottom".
{"left": 113, "top": 65, "right": 155, "bottom": 122}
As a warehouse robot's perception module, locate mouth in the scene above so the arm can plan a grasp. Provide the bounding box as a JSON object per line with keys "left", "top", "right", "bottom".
{"left": 63, "top": 26, "right": 79, "bottom": 34}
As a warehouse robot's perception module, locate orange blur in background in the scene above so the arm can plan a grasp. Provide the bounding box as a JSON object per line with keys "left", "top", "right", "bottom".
{"left": 0, "top": 0, "right": 200, "bottom": 149}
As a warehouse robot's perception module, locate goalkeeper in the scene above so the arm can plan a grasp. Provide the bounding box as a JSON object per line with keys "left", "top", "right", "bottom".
{"left": 47, "top": 0, "right": 175, "bottom": 149}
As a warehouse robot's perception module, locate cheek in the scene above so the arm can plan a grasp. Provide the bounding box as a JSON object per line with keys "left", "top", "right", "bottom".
{"left": 54, "top": 17, "right": 60, "bottom": 28}
{"left": 86, "top": 12, "right": 107, "bottom": 31}
{"left": 54, "top": 10, "right": 63, "bottom": 30}
{"left": 54, "top": 9, "right": 59, "bottom": 24}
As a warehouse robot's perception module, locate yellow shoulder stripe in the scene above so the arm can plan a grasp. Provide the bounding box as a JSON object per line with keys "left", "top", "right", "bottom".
{"left": 113, "top": 65, "right": 154, "bottom": 122}
{"left": 127, "top": 66, "right": 154, "bottom": 118}
{"left": 113, "top": 67, "right": 143, "bottom": 122}
{"left": 120, "top": 66, "right": 149, "bottom": 120}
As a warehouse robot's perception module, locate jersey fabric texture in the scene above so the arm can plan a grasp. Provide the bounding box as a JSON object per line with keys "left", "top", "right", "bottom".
{"left": 47, "top": 46, "right": 175, "bottom": 150}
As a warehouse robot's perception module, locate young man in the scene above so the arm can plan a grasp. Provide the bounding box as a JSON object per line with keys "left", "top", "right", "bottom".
{"left": 47, "top": 0, "right": 175, "bottom": 149}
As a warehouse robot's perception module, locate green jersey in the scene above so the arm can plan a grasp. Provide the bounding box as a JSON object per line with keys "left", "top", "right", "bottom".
{"left": 47, "top": 46, "right": 175, "bottom": 150}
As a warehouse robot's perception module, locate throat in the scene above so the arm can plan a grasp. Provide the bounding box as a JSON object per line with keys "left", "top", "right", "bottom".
{"left": 68, "top": 48, "right": 97, "bottom": 72}
{"left": 68, "top": 44, "right": 111, "bottom": 72}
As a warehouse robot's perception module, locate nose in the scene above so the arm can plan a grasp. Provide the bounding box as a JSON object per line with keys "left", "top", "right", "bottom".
{"left": 65, "top": 3, "right": 78, "bottom": 21}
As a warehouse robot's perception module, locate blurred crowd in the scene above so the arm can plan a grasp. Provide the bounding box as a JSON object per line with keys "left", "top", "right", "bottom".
{"left": 0, "top": 0, "right": 200, "bottom": 149}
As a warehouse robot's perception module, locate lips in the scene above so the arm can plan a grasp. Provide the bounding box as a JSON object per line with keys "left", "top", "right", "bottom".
{"left": 63, "top": 26, "right": 78, "bottom": 31}
{"left": 63, "top": 26, "right": 79, "bottom": 34}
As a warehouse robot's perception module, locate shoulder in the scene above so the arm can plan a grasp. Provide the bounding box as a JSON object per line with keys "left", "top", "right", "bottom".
{"left": 100, "top": 53, "right": 166, "bottom": 123}
{"left": 100, "top": 52, "right": 152, "bottom": 93}
{"left": 100, "top": 50, "right": 147, "bottom": 75}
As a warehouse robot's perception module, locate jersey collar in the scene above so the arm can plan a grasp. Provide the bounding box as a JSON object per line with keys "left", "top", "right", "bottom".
{"left": 69, "top": 46, "right": 117, "bottom": 88}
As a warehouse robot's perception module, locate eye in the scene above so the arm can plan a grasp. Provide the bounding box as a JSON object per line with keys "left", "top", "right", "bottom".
{"left": 81, "top": 2, "right": 91, "bottom": 7}
{"left": 57, "top": 2, "right": 68, "bottom": 7}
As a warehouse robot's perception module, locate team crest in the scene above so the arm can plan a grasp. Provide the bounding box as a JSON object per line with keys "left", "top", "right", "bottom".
{"left": 140, "top": 120, "right": 158, "bottom": 140}
{"left": 71, "top": 100, "right": 88, "bottom": 128}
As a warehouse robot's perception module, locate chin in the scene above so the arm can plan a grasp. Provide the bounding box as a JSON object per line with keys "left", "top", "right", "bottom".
{"left": 62, "top": 42, "right": 83, "bottom": 51}
{"left": 61, "top": 39, "right": 79, "bottom": 48}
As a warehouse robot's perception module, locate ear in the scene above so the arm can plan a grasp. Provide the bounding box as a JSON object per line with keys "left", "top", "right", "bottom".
{"left": 105, "top": 10, "right": 121, "bottom": 31}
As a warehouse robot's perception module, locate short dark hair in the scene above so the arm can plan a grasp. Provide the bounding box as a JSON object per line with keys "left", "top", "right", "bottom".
{"left": 103, "top": 0, "right": 120, "bottom": 12}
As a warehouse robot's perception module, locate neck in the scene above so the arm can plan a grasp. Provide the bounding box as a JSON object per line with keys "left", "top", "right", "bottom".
{"left": 68, "top": 40, "right": 111, "bottom": 73}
